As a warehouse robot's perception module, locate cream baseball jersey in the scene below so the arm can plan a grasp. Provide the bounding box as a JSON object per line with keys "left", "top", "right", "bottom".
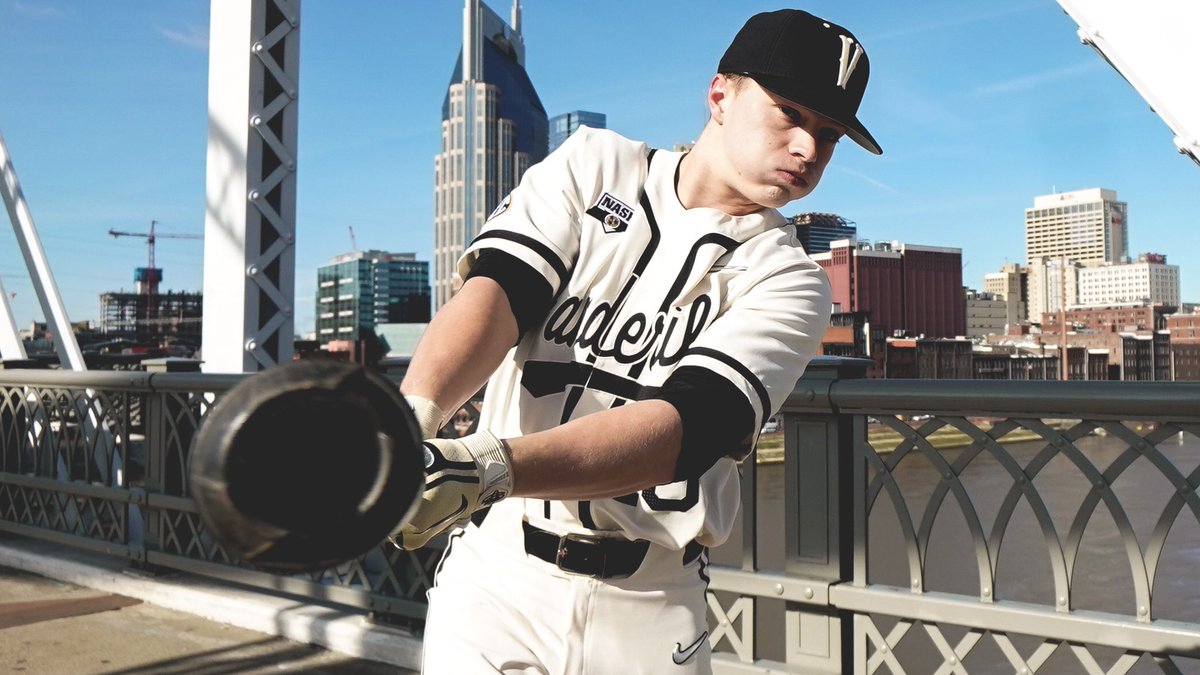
{"left": 459, "top": 127, "right": 831, "bottom": 549}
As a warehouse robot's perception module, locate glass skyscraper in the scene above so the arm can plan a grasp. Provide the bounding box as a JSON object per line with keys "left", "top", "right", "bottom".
{"left": 433, "top": 0, "right": 548, "bottom": 310}
{"left": 315, "top": 251, "right": 431, "bottom": 345}
{"left": 549, "top": 110, "right": 606, "bottom": 154}
{"left": 791, "top": 212, "right": 857, "bottom": 255}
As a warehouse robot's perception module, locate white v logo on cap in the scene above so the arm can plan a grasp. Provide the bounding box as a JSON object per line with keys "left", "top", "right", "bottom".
{"left": 717, "top": 8, "right": 883, "bottom": 153}
{"left": 836, "top": 36, "right": 863, "bottom": 89}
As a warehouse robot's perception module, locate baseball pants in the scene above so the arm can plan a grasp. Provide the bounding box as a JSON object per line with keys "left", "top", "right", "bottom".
{"left": 421, "top": 516, "right": 712, "bottom": 674}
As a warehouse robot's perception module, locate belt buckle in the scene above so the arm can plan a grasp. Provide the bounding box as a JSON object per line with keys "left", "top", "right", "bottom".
{"left": 555, "top": 532, "right": 606, "bottom": 577}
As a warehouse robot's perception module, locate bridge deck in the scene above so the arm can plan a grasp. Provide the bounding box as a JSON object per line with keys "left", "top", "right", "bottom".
{"left": 0, "top": 535, "right": 418, "bottom": 672}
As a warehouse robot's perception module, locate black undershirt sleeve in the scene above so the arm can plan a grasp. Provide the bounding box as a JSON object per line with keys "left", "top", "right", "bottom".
{"left": 649, "top": 365, "right": 757, "bottom": 481}
{"left": 463, "top": 249, "right": 555, "bottom": 342}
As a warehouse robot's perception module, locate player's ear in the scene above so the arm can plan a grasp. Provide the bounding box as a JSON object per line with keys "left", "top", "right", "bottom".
{"left": 707, "top": 74, "right": 732, "bottom": 124}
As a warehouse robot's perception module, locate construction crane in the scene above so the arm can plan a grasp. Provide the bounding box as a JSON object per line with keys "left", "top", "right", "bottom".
{"left": 108, "top": 220, "right": 202, "bottom": 297}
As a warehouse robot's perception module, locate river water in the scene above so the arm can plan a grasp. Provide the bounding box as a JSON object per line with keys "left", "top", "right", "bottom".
{"left": 710, "top": 428, "right": 1200, "bottom": 673}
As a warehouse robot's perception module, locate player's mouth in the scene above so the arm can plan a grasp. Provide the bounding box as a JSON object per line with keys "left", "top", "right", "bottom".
{"left": 777, "top": 169, "right": 808, "bottom": 188}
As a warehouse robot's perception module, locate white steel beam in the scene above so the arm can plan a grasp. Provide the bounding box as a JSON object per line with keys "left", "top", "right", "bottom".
{"left": 0, "top": 129, "right": 85, "bottom": 370}
{"left": 0, "top": 274, "right": 27, "bottom": 360}
{"left": 202, "top": 0, "right": 300, "bottom": 373}
{"left": 1058, "top": 0, "right": 1200, "bottom": 168}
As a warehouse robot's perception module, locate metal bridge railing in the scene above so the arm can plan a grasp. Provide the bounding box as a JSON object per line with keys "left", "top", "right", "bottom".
{"left": 709, "top": 357, "right": 1200, "bottom": 674}
{"left": 0, "top": 363, "right": 437, "bottom": 628}
{"left": 3, "top": 357, "right": 1200, "bottom": 672}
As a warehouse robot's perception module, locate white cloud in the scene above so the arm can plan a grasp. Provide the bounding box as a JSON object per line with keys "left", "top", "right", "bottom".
{"left": 11, "top": 1, "right": 66, "bottom": 19}
{"left": 869, "top": 2, "right": 1045, "bottom": 42}
{"left": 972, "top": 61, "right": 1103, "bottom": 96}
{"left": 876, "top": 83, "right": 970, "bottom": 137}
{"left": 159, "top": 25, "right": 208, "bottom": 50}
{"left": 835, "top": 166, "right": 900, "bottom": 194}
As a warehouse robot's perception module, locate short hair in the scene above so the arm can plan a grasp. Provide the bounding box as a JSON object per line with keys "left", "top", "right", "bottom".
{"left": 720, "top": 73, "right": 750, "bottom": 90}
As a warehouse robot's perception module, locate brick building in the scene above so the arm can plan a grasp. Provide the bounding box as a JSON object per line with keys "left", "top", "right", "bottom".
{"left": 1041, "top": 304, "right": 1171, "bottom": 335}
{"left": 884, "top": 338, "right": 973, "bottom": 379}
{"left": 1171, "top": 344, "right": 1200, "bottom": 380}
{"left": 1167, "top": 312, "right": 1200, "bottom": 344}
{"left": 813, "top": 239, "right": 963, "bottom": 377}
{"left": 819, "top": 312, "right": 870, "bottom": 360}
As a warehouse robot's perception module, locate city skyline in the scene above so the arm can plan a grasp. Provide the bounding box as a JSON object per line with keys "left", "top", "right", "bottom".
{"left": 1, "top": 1, "right": 1196, "bottom": 336}
{"left": 433, "top": 0, "right": 546, "bottom": 310}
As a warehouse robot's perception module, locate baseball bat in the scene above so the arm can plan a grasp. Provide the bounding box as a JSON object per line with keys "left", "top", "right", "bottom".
{"left": 188, "top": 360, "right": 425, "bottom": 573}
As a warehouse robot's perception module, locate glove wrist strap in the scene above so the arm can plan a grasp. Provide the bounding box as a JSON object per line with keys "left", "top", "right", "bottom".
{"left": 460, "top": 430, "right": 513, "bottom": 506}
{"left": 405, "top": 394, "right": 445, "bottom": 439}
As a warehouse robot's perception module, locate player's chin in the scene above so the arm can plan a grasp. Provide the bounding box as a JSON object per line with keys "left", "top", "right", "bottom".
{"left": 761, "top": 184, "right": 812, "bottom": 208}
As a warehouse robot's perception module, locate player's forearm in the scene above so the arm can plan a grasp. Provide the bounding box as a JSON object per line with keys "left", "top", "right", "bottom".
{"left": 504, "top": 399, "right": 683, "bottom": 500}
{"left": 400, "top": 277, "right": 518, "bottom": 419}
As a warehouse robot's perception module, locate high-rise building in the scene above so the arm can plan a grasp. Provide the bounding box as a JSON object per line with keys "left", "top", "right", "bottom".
{"left": 549, "top": 110, "right": 606, "bottom": 154}
{"left": 1025, "top": 188, "right": 1129, "bottom": 266}
{"left": 983, "top": 262, "right": 1028, "bottom": 325}
{"left": 791, "top": 212, "right": 856, "bottom": 255}
{"left": 315, "top": 251, "right": 430, "bottom": 346}
{"left": 1026, "top": 257, "right": 1081, "bottom": 320}
{"left": 100, "top": 290, "right": 202, "bottom": 348}
{"left": 1077, "top": 253, "right": 1180, "bottom": 308}
{"left": 434, "top": 0, "right": 548, "bottom": 310}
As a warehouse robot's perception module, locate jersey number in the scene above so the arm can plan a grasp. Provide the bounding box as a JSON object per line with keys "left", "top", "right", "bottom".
{"left": 520, "top": 359, "right": 701, "bottom": 513}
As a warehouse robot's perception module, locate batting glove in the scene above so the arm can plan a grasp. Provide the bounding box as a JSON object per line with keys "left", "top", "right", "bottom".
{"left": 404, "top": 394, "right": 446, "bottom": 440}
{"left": 390, "top": 430, "right": 513, "bottom": 550}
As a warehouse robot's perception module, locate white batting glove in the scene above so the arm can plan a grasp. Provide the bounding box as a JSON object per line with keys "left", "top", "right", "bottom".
{"left": 390, "top": 430, "right": 513, "bottom": 550}
{"left": 404, "top": 394, "right": 445, "bottom": 439}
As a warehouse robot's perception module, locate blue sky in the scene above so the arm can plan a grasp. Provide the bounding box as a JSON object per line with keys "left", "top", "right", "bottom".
{"left": 1, "top": 1, "right": 1195, "bottom": 336}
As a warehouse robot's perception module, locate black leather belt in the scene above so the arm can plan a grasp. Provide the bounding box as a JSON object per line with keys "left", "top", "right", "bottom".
{"left": 522, "top": 521, "right": 704, "bottom": 579}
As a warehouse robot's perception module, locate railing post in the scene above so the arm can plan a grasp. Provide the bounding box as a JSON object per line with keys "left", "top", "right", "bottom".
{"left": 134, "top": 358, "right": 202, "bottom": 571}
{"left": 781, "top": 356, "right": 869, "bottom": 673}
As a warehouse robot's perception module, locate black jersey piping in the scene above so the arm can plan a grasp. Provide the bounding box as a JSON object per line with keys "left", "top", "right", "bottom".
{"left": 472, "top": 230, "right": 569, "bottom": 285}
{"left": 632, "top": 149, "right": 661, "bottom": 278}
{"left": 658, "top": 233, "right": 741, "bottom": 313}
{"left": 683, "top": 346, "right": 771, "bottom": 418}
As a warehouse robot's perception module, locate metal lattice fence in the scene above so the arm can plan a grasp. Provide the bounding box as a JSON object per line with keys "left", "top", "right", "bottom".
{"left": 707, "top": 368, "right": 1200, "bottom": 674}
{"left": 3, "top": 360, "right": 1200, "bottom": 672}
{"left": 0, "top": 367, "right": 438, "bottom": 627}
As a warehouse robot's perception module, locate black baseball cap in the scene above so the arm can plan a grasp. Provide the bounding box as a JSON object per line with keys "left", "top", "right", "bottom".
{"left": 719, "top": 9, "right": 882, "bottom": 155}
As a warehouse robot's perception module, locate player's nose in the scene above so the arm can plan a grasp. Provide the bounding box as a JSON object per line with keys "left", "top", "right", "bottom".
{"left": 789, "top": 128, "right": 818, "bottom": 165}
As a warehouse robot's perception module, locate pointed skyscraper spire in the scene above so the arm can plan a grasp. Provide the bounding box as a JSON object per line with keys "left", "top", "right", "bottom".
{"left": 435, "top": 0, "right": 547, "bottom": 309}
{"left": 463, "top": 0, "right": 480, "bottom": 82}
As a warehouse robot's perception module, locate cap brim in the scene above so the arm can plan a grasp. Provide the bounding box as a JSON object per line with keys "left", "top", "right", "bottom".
{"left": 748, "top": 74, "right": 882, "bottom": 155}
{"left": 844, "top": 125, "right": 882, "bottom": 156}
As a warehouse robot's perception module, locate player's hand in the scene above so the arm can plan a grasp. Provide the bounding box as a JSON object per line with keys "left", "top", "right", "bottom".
{"left": 390, "top": 430, "right": 513, "bottom": 550}
{"left": 404, "top": 394, "right": 445, "bottom": 439}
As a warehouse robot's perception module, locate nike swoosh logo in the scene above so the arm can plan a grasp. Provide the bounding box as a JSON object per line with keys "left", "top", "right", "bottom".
{"left": 672, "top": 631, "right": 708, "bottom": 665}
{"left": 410, "top": 496, "right": 469, "bottom": 536}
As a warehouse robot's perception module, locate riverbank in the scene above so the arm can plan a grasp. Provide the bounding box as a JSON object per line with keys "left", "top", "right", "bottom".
{"left": 754, "top": 418, "right": 1081, "bottom": 464}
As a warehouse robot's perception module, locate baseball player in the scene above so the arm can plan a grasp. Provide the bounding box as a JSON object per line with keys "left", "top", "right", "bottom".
{"left": 395, "top": 8, "right": 881, "bottom": 673}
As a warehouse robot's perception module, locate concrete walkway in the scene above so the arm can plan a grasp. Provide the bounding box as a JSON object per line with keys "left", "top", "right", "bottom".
{"left": 0, "top": 534, "right": 422, "bottom": 674}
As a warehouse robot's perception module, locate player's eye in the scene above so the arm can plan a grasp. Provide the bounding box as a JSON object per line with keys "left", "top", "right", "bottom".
{"left": 778, "top": 106, "right": 805, "bottom": 125}
{"left": 819, "top": 129, "right": 843, "bottom": 144}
